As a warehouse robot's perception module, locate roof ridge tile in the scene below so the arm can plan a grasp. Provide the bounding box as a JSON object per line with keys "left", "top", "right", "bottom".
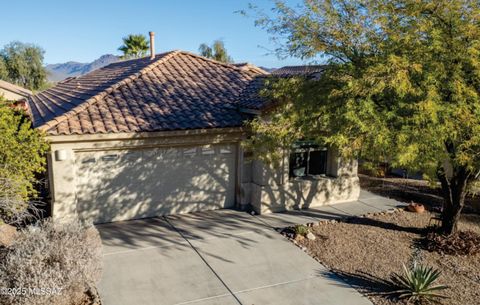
{"left": 173, "top": 50, "right": 269, "bottom": 75}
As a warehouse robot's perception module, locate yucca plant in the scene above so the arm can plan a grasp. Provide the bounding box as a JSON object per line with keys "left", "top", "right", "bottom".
{"left": 391, "top": 262, "right": 448, "bottom": 303}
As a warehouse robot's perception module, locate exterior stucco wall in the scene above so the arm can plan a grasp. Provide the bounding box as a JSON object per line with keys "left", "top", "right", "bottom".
{"left": 46, "top": 127, "right": 360, "bottom": 222}
{"left": 0, "top": 88, "right": 28, "bottom": 101}
{"left": 47, "top": 128, "right": 245, "bottom": 222}
{"left": 246, "top": 148, "right": 360, "bottom": 214}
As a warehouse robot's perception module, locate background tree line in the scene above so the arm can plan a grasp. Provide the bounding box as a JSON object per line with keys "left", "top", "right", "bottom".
{"left": 0, "top": 41, "right": 48, "bottom": 91}
{"left": 118, "top": 33, "right": 234, "bottom": 63}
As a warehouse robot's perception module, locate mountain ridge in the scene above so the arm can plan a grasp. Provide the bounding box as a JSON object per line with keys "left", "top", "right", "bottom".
{"left": 45, "top": 54, "right": 119, "bottom": 82}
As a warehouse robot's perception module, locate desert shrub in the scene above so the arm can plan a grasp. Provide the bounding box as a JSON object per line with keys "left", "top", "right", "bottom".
{"left": 0, "top": 218, "right": 103, "bottom": 305}
{"left": 293, "top": 224, "right": 309, "bottom": 236}
{"left": 359, "top": 161, "right": 387, "bottom": 178}
{"left": 391, "top": 262, "right": 448, "bottom": 303}
{"left": 423, "top": 230, "right": 480, "bottom": 256}
{"left": 0, "top": 178, "right": 43, "bottom": 225}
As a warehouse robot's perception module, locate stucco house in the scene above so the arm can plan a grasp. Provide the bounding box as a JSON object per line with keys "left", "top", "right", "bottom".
{"left": 26, "top": 49, "right": 360, "bottom": 224}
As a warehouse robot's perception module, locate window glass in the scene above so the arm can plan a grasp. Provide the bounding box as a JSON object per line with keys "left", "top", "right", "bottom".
{"left": 289, "top": 151, "right": 308, "bottom": 177}
{"left": 309, "top": 150, "right": 327, "bottom": 175}
{"left": 101, "top": 154, "right": 119, "bottom": 162}
{"left": 201, "top": 146, "right": 215, "bottom": 155}
{"left": 219, "top": 146, "right": 232, "bottom": 154}
{"left": 289, "top": 142, "right": 327, "bottom": 178}
{"left": 183, "top": 148, "right": 197, "bottom": 157}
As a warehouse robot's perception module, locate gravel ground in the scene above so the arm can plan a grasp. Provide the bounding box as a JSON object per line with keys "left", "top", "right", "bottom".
{"left": 359, "top": 174, "right": 480, "bottom": 212}
{"left": 296, "top": 210, "right": 480, "bottom": 305}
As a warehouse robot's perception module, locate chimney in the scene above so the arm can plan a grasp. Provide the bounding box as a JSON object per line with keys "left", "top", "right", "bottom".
{"left": 149, "top": 31, "right": 155, "bottom": 60}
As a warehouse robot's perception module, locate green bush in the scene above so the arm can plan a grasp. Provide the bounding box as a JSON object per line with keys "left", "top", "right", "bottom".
{"left": 391, "top": 262, "right": 448, "bottom": 303}
{"left": 0, "top": 100, "right": 48, "bottom": 222}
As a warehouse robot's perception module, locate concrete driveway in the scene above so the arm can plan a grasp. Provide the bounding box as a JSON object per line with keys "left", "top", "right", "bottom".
{"left": 97, "top": 209, "right": 373, "bottom": 305}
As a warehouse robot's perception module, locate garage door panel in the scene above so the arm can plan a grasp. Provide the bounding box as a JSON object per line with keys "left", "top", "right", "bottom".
{"left": 75, "top": 145, "right": 236, "bottom": 223}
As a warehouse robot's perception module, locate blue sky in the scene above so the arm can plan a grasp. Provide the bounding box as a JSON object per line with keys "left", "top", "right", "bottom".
{"left": 0, "top": 0, "right": 314, "bottom": 68}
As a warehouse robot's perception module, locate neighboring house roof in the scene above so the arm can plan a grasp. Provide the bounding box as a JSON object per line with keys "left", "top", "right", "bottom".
{"left": 232, "top": 63, "right": 269, "bottom": 74}
{"left": 27, "top": 51, "right": 268, "bottom": 136}
{"left": 0, "top": 80, "right": 32, "bottom": 100}
{"left": 236, "top": 75, "right": 269, "bottom": 111}
{"left": 271, "top": 65, "right": 326, "bottom": 78}
{"left": 238, "top": 65, "right": 329, "bottom": 111}
{"left": 237, "top": 65, "right": 330, "bottom": 111}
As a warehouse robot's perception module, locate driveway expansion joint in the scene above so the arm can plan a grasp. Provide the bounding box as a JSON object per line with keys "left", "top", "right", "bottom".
{"left": 163, "top": 216, "right": 244, "bottom": 305}
{"left": 232, "top": 275, "right": 320, "bottom": 295}
{"left": 172, "top": 293, "right": 233, "bottom": 305}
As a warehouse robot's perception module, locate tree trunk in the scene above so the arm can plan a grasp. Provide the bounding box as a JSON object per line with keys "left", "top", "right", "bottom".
{"left": 437, "top": 165, "right": 471, "bottom": 235}
{"left": 441, "top": 195, "right": 464, "bottom": 235}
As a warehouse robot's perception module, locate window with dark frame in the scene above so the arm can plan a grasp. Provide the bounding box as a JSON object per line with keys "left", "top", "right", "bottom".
{"left": 289, "top": 142, "right": 328, "bottom": 178}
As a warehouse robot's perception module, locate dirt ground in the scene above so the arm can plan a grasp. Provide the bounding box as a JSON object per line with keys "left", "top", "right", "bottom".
{"left": 359, "top": 174, "right": 480, "bottom": 213}
{"left": 296, "top": 210, "right": 480, "bottom": 305}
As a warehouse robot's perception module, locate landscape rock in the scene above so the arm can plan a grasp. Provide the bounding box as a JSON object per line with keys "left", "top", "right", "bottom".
{"left": 294, "top": 234, "right": 305, "bottom": 243}
{"left": 306, "top": 232, "right": 316, "bottom": 241}
{"left": 0, "top": 223, "right": 17, "bottom": 247}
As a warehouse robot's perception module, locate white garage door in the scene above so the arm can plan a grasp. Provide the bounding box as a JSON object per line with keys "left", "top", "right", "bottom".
{"left": 75, "top": 144, "right": 237, "bottom": 223}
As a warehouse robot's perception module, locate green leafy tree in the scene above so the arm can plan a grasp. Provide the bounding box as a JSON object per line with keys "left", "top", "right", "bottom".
{"left": 0, "top": 98, "right": 48, "bottom": 200}
{"left": 0, "top": 57, "right": 8, "bottom": 80}
{"left": 0, "top": 41, "right": 47, "bottom": 91}
{"left": 248, "top": 0, "right": 480, "bottom": 235}
{"left": 198, "top": 40, "right": 233, "bottom": 63}
{"left": 118, "top": 34, "right": 150, "bottom": 59}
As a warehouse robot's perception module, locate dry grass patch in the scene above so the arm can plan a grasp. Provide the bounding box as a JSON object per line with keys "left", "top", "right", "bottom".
{"left": 0, "top": 219, "right": 103, "bottom": 305}
{"left": 294, "top": 210, "right": 480, "bottom": 305}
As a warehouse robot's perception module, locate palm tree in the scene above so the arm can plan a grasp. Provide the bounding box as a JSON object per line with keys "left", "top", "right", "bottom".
{"left": 118, "top": 34, "right": 150, "bottom": 59}
{"left": 198, "top": 40, "right": 233, "bottom": 63}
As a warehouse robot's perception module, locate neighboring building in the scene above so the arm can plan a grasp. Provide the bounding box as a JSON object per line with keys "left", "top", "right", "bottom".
{"left": 0, "top": 80, "right": 32, "bottom": 101}
{"left": 271, "top": 65, "right": 326, "bottom": 80}
{"left": 26, "top": 51, "right": 359, "bottom": 223}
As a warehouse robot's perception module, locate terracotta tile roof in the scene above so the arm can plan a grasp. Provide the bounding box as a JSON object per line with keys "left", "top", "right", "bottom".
{"left": 0, "top": 80, "right": 32, "bottom": 98}
{"left": 271, "top": 65, "right": 326, "bottom": 78}
{"left": 27, "top": 51, "right": 268, "bottom": 135}
{"left": 236, "top": 75, "right": 269, "bottom": 110}
{"left": 237, "top": 65, "right": 329, "bottom": 111}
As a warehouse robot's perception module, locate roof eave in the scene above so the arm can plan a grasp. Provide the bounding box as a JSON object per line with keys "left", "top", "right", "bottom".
{"left": 46, "top": 126, "right": 245, "bottom": 143}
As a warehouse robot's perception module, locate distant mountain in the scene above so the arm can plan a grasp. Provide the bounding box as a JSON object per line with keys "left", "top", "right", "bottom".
{"left": 259, "top": 67, "right": 277, "bottom": 73}
{"left": 45, "top": 54, "right": 119, "bottom": 82}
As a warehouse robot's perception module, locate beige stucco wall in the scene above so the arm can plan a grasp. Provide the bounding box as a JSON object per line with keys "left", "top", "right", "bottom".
{"left": 0, "top": 88, "right": 27, "bottom": 101}
{"left": 46, "top": 127, "right": 360, "bottom": 222}
{"left": 245, "top": 148, "right": 360, "bottom": 214}
{"left": 47, "top": 128, "right": 244, "bottom": 223}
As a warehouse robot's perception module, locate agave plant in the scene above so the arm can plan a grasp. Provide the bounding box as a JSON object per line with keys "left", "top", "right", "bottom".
{"left": 391, "top": 262, "right": 448, "bottom": 303}
{"left": 293, "top": 224, "right": 309, "bottom": 236}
